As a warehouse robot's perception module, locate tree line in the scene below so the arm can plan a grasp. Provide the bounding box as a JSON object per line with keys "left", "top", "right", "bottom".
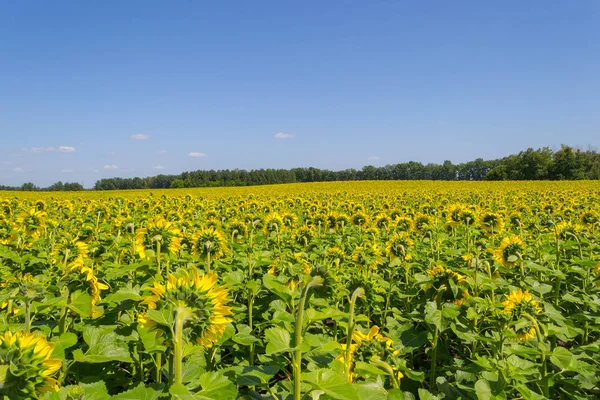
{"left": 2, "top": 145, "right": 599, "bottom": 191}
{"left": 92, "top": 145, "right": 600, "bottom": 190}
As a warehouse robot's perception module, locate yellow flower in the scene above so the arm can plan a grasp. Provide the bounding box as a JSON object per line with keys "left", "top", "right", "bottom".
{"left": 502, "top": 289, "right": 542, "bottom": 314}
{"left": 480, "top": 212, "right": 504, "bottom": 235}
{"left": 51, "top": 238, "right": 89, "bottom": 267}
{"left": 0, "top": 330, "right": 62, "bottom": 397}
{"left": 492, "top": 235, "right": 526, "bottom": 268}
{"left": 63, "top": 264, "right": 109, "bottom": 312}
{"left": 135, "top": 217, "right": 182, "bottom": 259}
{"left": 141, "top": 267, "right": 232, "bottom": 348}
{"left": 192, "top": 228, "right": 228, "bottom": 261}
{"left": 352, "top": 244, "right": 382, "bottom": 270}
{"left": 385, "top": 232, "right": 414, "bottom": 261}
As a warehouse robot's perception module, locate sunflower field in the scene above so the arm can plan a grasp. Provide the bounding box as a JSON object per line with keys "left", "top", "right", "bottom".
{"left": 0, "top": 181, "right": 599, "bottom": 399}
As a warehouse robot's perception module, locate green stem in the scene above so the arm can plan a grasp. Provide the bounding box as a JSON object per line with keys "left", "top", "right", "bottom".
{"left": 344, "top": 287, "right": 364, "bottom": 383}
{"left": 293, "top": 284, "right": 311, "bottom": 400}
{"left": 156, "top": 240, "right": 162, "bottom": 277}
{"left": 25, "top": 301, "right": 31, "bottom": 334}
{"left": 173, "top": 307, "right": 186, "bottom": 385}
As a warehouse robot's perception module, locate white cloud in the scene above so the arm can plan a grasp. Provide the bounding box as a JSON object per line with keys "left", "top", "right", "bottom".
{"left": 152, "top": 165, "right": 165, "bottom": 170}
{"left": 104, "top": 164, "right": 119, "bottom": 170}
{"left": 155, "top": 150, "right": 167, "bottom": 154}
{"left": 368, "top": 156, "right": 380, "bottom": 161}
{"left": 59, "top": 146, "right": 76, "bottom": 153}
{"left": 25, "top": 147, "right": 56, "bottom": 153}
{"left": 62, "top": 169, "right": 74, "bottom": 173}
{"left": 188, "top": 152, "right": 207, "bottom": 157}
{"left": 14, "top": 167, "right": 24, "bottom": 172}
{"left": 274, "top": 132, "right": 296, "bottom": 139}
{"left": 131, "top": 134, "right": 150, "bottom": 140}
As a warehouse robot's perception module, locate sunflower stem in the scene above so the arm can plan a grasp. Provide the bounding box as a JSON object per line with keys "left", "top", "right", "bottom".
{"left": 156, "top": 240, "right": 162, "bottom": 278}
{"left": 344, "top": 287, "right": 364, "bottom": 383}
{"left": 293, "top": 284, "right": 310, "bottom": 400}
{"left": 173, "top": 307, "right": 186, "bottom": 385}
{"left": 25, "top": 301, "right": 31, "bottom": 334}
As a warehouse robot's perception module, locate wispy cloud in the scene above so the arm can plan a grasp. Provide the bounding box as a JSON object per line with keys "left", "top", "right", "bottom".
{"left": 152, "top": 165, "right": 165, "bottom": 170}
{"left": 24, "top": 145, "right": 76, "bottom": 153}
{"left": 62, "top": 169, "right": 74, "bottom": 173}
{"left": 25, "top": 147, "right": 56, "bottom": 153}
{"left": 274, "top": 132, "right": 296, "bottom": 139}
{"left": 14, "top": 167, "right": 24, "bottom": 172}
{"left": 104, "top": 164, "right": 119, "bottom": 170}
{"left": 155, "top": 150, "right": 168, "bottom": 154}
{"left": 368, "top": 156, "right": 380, "bottom": 161}
{"left": 188, "top": 152, "right": 207, "bottom": 157}
{"left": 131, "top": 134, "right": 150, "bottom": 140}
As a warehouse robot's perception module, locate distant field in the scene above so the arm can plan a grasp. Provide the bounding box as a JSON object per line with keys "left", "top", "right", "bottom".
{"left": 1, "top": 181, "right": 599, "bottom": 399}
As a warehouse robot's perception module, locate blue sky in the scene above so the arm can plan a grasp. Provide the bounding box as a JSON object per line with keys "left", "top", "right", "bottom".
{"left": 1, "top": 1, "right": 599, "bottom": 187}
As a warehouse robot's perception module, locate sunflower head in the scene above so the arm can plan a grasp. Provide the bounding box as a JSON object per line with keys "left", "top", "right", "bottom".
{"left": 502, "top": 289, "right": 543, "bottom": 341}
{"left": 227, "top": 219, "right": 248, "bottom": 242}
{"left": 395, "top": 216, "right": 415, "bottom": 233}
{"left": 62, "top": 264, "right": 109, "bottom": 314}
{"left": 492, "top": 235, "right": 526, "bottom": 268}
{"left": 580, "top": 211, "right": 598, "bottom": 226}
{"left": 352, "top": 212, "right": 369, "bottom": 227}
{"left": 502, "top": 289, "right": 542, "bottom": 315}
{"left": 385, "top": 232, "right": 414, "bottom": 262}
{"left": 51, "top": 238, "right": 89, "bottom": 267}
{"left": 0, "top": 330, "right": 62, "bottom": 397}
{"left": 425, "top": 266, "right": 469, "bottom": 305}
{"left": 351, "top": 244, "right": 382, "bottom": 270}
{"left": 480, "top": 212, "right": 504, "bottom": 235}
{"left": 192, "top": 228, "right": 227, "bottom": 261}
{"left": 135, "top": 217, "right": 182, "bottom": 259}
{"left": 293, "top": 226, "right": 314, "bottom": 247}
{"left": 141, "top": 267, "right": 232, "bottom": 348}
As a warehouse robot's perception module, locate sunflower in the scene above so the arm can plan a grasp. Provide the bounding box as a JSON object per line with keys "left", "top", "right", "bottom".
{"left": 580, "top": 211, "right": 598, "bottom": 226}
{"left": 395, "top": 216, "right": 415, "bottom": 232}
{"left": 51, "top": 238, "right": 89, "bottom": 267}
{"left": 140, "top": 267, "right": 232, "bottom": 348}
{"left": 502, "top": 289, "right": 542, "bottom": 314}
{"left": 62, "top": 264, "right": 109, "bottom": 314}
{"left": 492, "top": 235, "right": 526, "bottom": 268}
{"left": 351, "top": 212, "right": 369, "bottom": 227}
{"left": 264, "top": 213, "right": 284, "bottom": 234}
{"left": 338, "top": 325, "right": 400, "bottom": 383}
{"left": 135, "top": 217, "right": 182, "bottom": 259}
{"left": 413, "top": 214, "right": 434, "bottom": 233}
{"left": 226, "top": 219, "right": 248, "bottom": 242}
{"left": 293, "top": 226, "right": 314, "bottom": 247}
{"left": 502, "top": 289, "right": 542, "bottom": 341}
{"left": 480, "top": 212, "right": 504, "bottom": 235}
{"left": 385, "top": 232, "right": 414, "bottom": 262}
{"left": 192, "top": 228, "right": 228, "bottom": 261}
{"left": 425, "top": 266, "right": 469, "bottom": 306}
{"left": 351, "top": 244, "right": 382, "bottom": 271}
{"left": 16, "top": 209, "right": 46, "bottom": 239}
{"left": 0, "top": 219, "right": 15, "bottom": 245}
{"left": 0, "top": 330, "right": 62, "bottom": 398}
{"left": 556, "top": 221, "right": 583, "bottom": 241}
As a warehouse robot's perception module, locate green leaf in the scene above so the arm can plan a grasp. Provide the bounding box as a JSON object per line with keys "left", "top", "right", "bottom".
{"left": 146, "top": 308, "right": 174, "bottom": 328}
{"left": 417, "top": 389, "right": 440, "bottom": 400}
{"left": 232, "top": 324, "right": 260, "bottom": 346}
{"left": 112, "top": 384, "right": 164, "bottom": 399}
{"left": 68, "top": 290, "right": 92, "bottom": 317}
{"left": 356, "top": 380, "right": 388, "bottom": 400}
{"left": 424, "top": 302, "right": 442, "bottom": 331}
{"left": 73, "top": 325, "right": 133, "bottom": 363}
{"left": 237, "top": 365, "right": 280, "bottom": 386}
{"left": 51, "top": 332, "right": 78, "bottom": 358}
{"left": 303, "top": 369, "right": 359, "bottom": 400}
{"left": 103, "top": 285, "right": 142, "bottom": 304}
{"left": 42, "top": 381, "right": 111, "bottom": 400}
{"left": 196, "top": 371, "right": 237, "bottom": 399}
{"left": 550, "top": 346, "right": 575, "bottom": 370}
{"left": 264, "top": 326, "right": 292, "bottom": 355}
{"left": 475, "top": 379, "right": 493, "bottom": 400}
